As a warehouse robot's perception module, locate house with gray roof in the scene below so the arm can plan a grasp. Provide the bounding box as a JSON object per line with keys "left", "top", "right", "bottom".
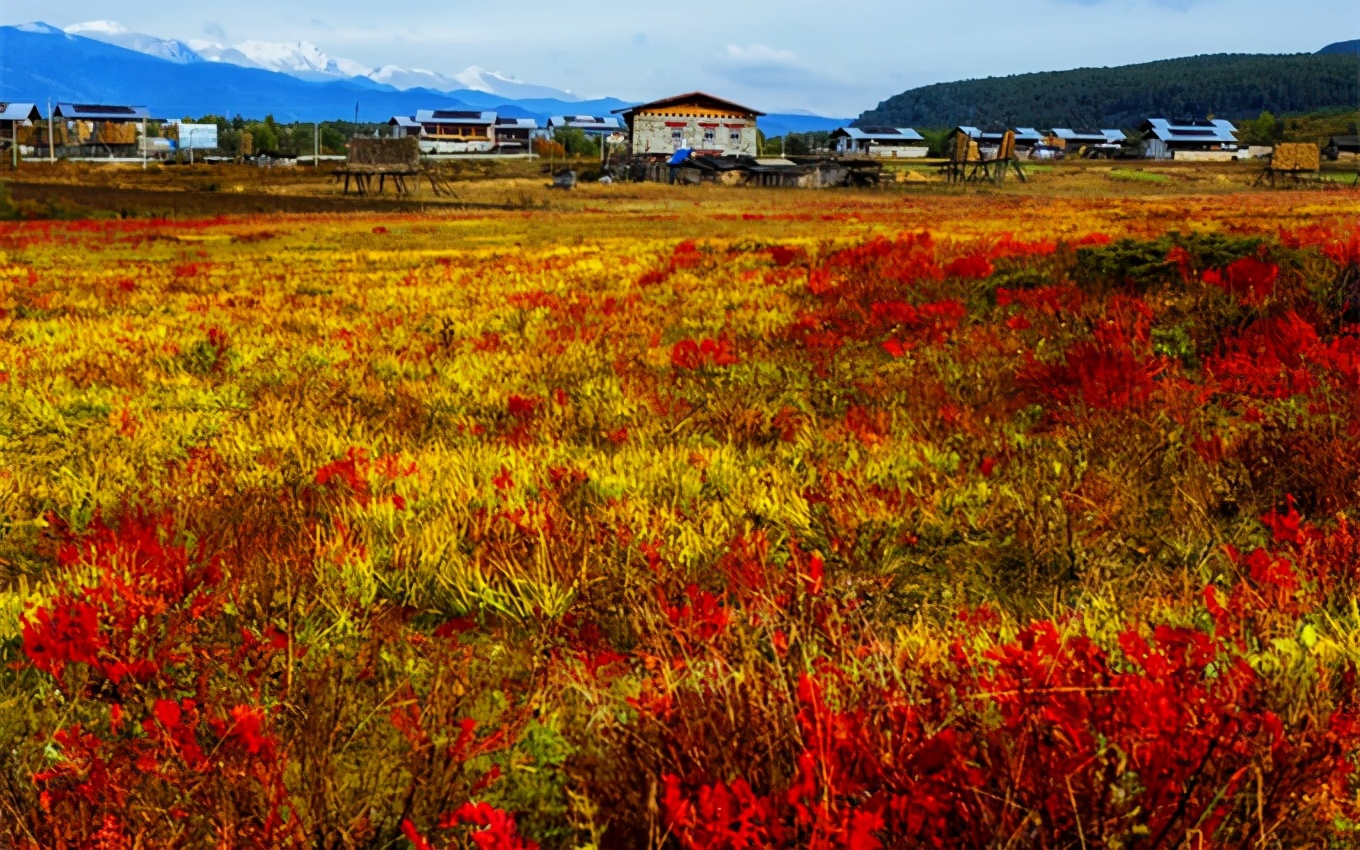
{"left": 831, "top": 126, "right": 928, "bottom": 158}
{"left": 1140, "top": 118, "right": 1238, "bottom": 160}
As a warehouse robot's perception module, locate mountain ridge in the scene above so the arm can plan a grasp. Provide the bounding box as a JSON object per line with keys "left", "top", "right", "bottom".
{"left": 857, "top": 51, "right": 1360, "bottom": 130}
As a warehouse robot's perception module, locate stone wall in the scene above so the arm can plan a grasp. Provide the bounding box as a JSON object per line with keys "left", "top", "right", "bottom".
{"left": 630, "top": 113, "right": 757, "bottom": 157}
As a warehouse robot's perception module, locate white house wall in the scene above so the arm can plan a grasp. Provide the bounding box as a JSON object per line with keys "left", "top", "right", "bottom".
{"left": 630, "top": 113, "right": 757, "bottom": 156}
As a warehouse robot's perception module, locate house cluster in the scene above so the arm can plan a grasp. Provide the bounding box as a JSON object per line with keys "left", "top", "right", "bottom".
{"left": 0, "top": 102, "right": 153, "bottom": 157}
{"left": 832, "top": 121, "right": 1252, "bottom": 162}
{"left": 2, "top": 92, "right": 1349, "bottom": 170}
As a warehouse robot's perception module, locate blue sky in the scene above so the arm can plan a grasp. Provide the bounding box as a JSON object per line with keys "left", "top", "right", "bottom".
{"left": 19, "top": 0, "right": 1357, "bottom": 115}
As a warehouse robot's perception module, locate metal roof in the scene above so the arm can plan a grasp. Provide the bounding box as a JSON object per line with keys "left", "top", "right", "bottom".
{"left": 953, "top": 126, "right": 1044, "bottom": 143}
{"left": 548, "top": 115, "right": 623, "bottom": 131}
{"left": 414, "top": 109, "right": 496, "bottom": 125}
{"left": 1141, "top": 118, "right": 1237, "bottom": 143}
{"left": 388, "top": 116, "right": 421, "bottom": 128}
{"left": 0, "top": 102, "right": 42, "bottom": 122}
{"left": 54, "top": 103, "right": 151, "bottom": 121}
{"left": 834, "top": 126, "right": 924, "bottom": 142}
{"left": 1051, "top": 128, "right": 1126, "bottom": 144}
{"left": 613, "top": 92, "right": 764, "bottom": 118}
{"left": 495, "top": 117, "right": 539, "bottom": 128}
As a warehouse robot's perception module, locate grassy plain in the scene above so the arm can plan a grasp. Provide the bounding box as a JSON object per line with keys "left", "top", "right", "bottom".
{"left": 2, "top": 171, "right": 1360, "bottom": 847}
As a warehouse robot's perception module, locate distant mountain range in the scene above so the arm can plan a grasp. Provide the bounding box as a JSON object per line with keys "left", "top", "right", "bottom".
{"left": 857, "top": 48, "right": 1360, "bottom": 130}
{"left": 0, "top": 21, "right": 847, "bottom": 136}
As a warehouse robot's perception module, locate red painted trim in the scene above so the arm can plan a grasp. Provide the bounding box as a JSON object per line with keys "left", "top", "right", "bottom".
{"left": 664, "top": 121, "right": 689, "bottom": 128}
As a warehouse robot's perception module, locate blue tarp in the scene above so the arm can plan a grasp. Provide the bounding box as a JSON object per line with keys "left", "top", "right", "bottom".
{"left": 668, "top": 148, "right": 692, "bottom": 166}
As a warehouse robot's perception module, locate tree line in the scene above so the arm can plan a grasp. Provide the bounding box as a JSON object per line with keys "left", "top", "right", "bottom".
{"left": 857, "top": 53, "right": 1360, "bottom": 130}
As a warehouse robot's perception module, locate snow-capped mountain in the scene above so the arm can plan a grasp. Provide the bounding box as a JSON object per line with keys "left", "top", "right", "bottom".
{"left": 191, "top": 39, "right": 372, "bottom": 81}
{"left": 451, "top": 66, "right": 579, "bottom": 101}
{"left": 63, "top": 19, "right": 578, "bottom": 100}
{"left": 64, "top": 20, "right": 202, "bottom": 64}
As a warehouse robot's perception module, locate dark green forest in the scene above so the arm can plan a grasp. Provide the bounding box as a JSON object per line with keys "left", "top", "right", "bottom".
{"left": 857, "top": 53, "right": 1359, "bottom": 129}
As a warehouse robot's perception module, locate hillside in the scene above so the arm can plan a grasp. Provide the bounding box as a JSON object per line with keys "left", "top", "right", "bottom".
{"left": 857, "top": 53, "right": 1359, "bottom": 130}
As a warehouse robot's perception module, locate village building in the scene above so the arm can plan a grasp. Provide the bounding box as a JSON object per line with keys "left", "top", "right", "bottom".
{"left": 547, "top": 115, "right": 624, "bottom": 135}
{"left": 388, "top": 111, "right": 539, "bottom": 154}
{"left": 1049, "top": 128, "right": 1126, "bottom": 147}
{"left": 830, "top": 126, "right": 928, "bottom": 158}
{"left": 493, "top": 117, "right": 538, "bottom": 152}
{"left": 53, "top": 103, "right": 151, "bottom": 153}
{"left": 614, "top": 92, "right": 761, "bottom": 158}
{"left": 1325, "top": 135, "right": 1360, "bottom": 161}
{"left": 1140, "top": 118, "right": 1238, "bottom": 161}
{"left": 412, "top": 109, "right": 497, "bottom": 153}
{"left": 388, "top": 116, "right": 422, "bottom": 138}
{"left": 951, "top": 126, "right": 1047, "bottom": 158}
{"left": 0, "top": 102, "right": 42, "bottom": 143}
{"left": 1048, "top": 128, "right": 1127, "bottom": 158}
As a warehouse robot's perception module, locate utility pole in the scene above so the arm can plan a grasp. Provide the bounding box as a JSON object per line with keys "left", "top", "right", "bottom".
{"left": 48, "top": 100, "right": 54, "bottom": 164}
{"left": 354, "top": 102, "right": 360, "bottom": 134}
{"left": 141, "top": 118, "right": 147, "bottom": 170}
{"left": 314, "top": 121, "right": 319, "bottom": 170}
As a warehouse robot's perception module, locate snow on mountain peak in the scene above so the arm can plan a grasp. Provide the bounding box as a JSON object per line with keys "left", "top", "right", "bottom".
{"left": 62, "top": 20, "right": 203, "bottom": 64}
{"left": 229, "top": 40, "right": 372, "bottom": 78}
{"left": 15, "top": 22, "right": 63, "bottom": 34}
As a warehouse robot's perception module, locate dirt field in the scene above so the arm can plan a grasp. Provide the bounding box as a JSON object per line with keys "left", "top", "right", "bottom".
{"left": 3, "top": 157, "right": 1356, "bottom": 219}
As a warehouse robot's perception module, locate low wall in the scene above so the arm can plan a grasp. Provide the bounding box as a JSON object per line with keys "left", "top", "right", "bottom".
{"left": 870, "top": 146, "right": 929, "bottom": 158}
{"left": 1172, "top": 150, "right": 1236, "bottom": 163}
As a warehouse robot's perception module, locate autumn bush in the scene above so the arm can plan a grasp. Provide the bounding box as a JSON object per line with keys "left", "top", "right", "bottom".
{"left": 1, "top": 192, "right": 1360, "bottom": 847}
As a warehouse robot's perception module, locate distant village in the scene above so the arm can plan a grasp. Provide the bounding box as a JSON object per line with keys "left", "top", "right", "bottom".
{"left": 3, "top": 92, "right": 1358, "bottom": 187}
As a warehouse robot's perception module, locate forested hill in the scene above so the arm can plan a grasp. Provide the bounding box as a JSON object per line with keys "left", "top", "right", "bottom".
{"left": 856, "top": 53, "right": 1359, "bottom": 129}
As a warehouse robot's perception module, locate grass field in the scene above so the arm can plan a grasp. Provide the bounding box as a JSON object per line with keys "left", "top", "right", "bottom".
{"left": 2, "top": 176, "right": 1360, "bottom": 848}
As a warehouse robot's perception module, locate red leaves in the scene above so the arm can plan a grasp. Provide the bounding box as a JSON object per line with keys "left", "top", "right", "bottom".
{"left": 1203, "top": 256, "right": 1279, "bottom": 305}
{"left": 671, "top": 337, "right": 740, "bottom": 370}
{"left": 943, "top": 253, "right": 992, "bottom": 279}
{"left": 1023, "top": 324, "right": 1165, "bottom": 413}
{"left": 439, "top": 802, "right": 540, "bottom": 850}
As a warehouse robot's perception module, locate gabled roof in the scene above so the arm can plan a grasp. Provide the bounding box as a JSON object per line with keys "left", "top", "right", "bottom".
{"left": 388, "top": 116, "right": 421, "bottom": 128}
{"left": 414, "top": 109, "right": 497, "bottom": 125}
{"left": 54, "top": 103, "right": 151, "bottom": 121}
{"left": 1141, "top": 118, "right": 1237, "bottom": 143}
{"left": 613, "top": 92, "right": 764, "bottom": 118}
{"left": 1051, "top": 128, "right": 1126, "bottom": 144}
{"left": 495, "top": 117, "right": 539, "bottom": 129}
{"left": 0, "top": 102, "right": 42, "bottom": 122}
{"left": 548, "top": 115, "right": 624, "bottom": 131}
{"left": 834, "top": 126, "right": 925, "bottom": 142}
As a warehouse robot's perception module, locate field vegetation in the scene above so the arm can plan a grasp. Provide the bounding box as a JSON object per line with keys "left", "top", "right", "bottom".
{"left": 2, "top": 186, "right": 1360, "bottom": 848}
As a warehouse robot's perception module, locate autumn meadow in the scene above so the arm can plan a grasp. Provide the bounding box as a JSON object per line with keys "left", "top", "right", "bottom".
{"left": 3, "top": 182, "right": 1360, "bottom": 848}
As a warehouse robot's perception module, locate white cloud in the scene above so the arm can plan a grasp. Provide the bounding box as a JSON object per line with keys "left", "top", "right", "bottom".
{"left": 722, "top": 44, "right": 799, "bottom": 66}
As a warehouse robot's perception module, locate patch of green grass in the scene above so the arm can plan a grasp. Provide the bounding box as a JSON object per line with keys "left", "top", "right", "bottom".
{"left": 1108, "top": 168, "right": 1171, "bottom": 183}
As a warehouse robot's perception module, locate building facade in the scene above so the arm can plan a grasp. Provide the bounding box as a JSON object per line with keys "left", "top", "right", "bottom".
{"left": 615, "top": 92, "right": 762, "bottom": 158}
{"left": 389, "top": 111, "right": 540, "bottom": 153}
{"left": 831, "top": 127, "right": 928, "bottom": 158}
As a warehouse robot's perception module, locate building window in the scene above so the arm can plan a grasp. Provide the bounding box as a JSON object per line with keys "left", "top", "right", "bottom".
{"left": 672, "top": 128, "right": 683, "bottom": 147}
{"left": 730, "top": 131, "right": 742, "bottom": 144}
{"left": 703, "top": 129, "right": 716, "bottom": 145}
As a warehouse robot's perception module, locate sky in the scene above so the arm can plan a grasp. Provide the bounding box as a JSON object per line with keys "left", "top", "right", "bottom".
{"left": 17, "top": 0, "right": 1357, "bottom": 116}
